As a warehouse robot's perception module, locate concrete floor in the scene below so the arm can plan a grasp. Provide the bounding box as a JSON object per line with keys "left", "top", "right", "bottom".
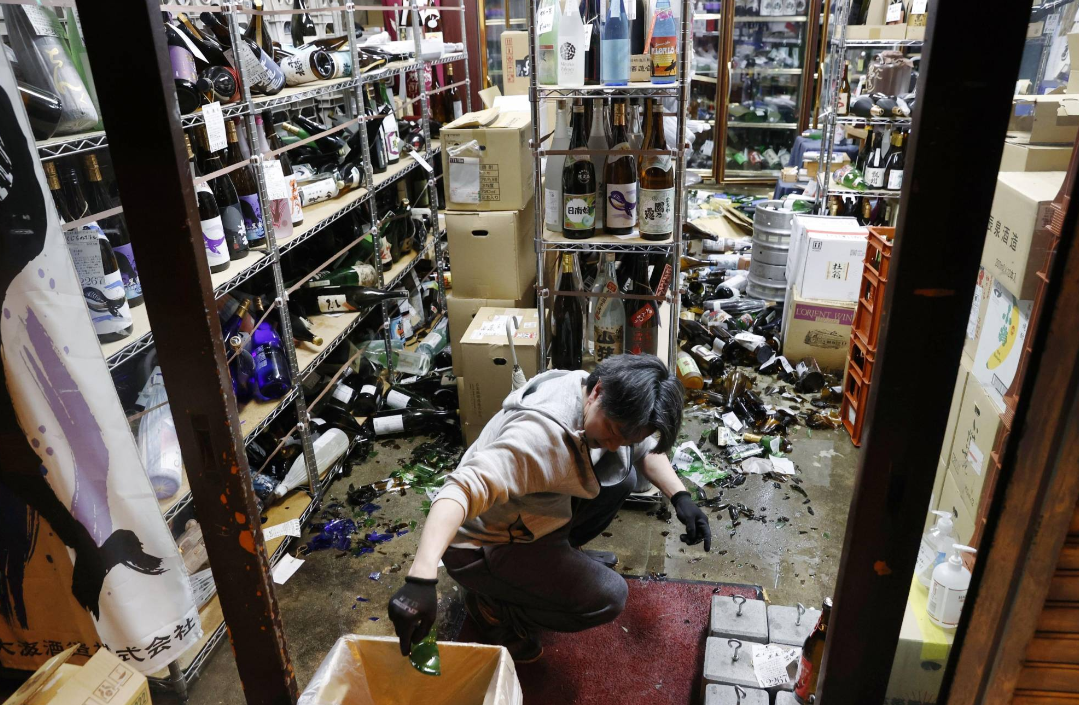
{"left": 148, "top": 374, "right": 859, "bottom": 704}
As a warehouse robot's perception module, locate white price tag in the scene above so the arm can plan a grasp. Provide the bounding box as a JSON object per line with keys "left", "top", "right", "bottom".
{"left": 203, "top": 101, "right": 228, "bottom": 152}
{"left": 23, "top": 7, "right": 59, "bottom": 37}
{"left": 264, "top": 160, "right": 290, "bottom": 201}
{"left": 584, "top": 23, "right": 594, "bottom": 43}
{"left": 886, "top": 2, "right": 903, "bottom": 23}
{"left": 271, "top": 554, "right": 305, "bottom": 585}
{"left": 752, "top": 644, "right": 799, "bottom": 689}
{"left": 911, "top": 0, "right": 928, "bottom": 13}
{"left": 411, "top": 150, "right": 434, "bottom": 173}
{"left": 537, "top": 6, "right": 555, "bottom": 33}
{"left": 263, "top": 519, "right": 303, "bottom": 541}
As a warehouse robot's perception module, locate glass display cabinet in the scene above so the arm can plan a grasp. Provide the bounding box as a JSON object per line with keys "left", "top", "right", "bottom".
{"left": 476, "top": 0, "right": 528, "bottom": 90}
{"left": 689, "top": 7, "right": 723, "bottom": 178}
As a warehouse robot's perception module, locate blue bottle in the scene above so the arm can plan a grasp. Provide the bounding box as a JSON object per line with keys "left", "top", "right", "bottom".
{"left": 601, "top": 0, "right": 630, "bottom": 86}
{"left": 251, "top": 319, "right": 291, "bottom": 399}
{"left": 649, "top": 0, "right": 677, "bottom": 84}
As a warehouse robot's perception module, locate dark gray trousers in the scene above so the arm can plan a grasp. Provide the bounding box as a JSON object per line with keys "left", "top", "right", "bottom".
{"left": 442, "top": 468, "right": 636, "bottom": 634}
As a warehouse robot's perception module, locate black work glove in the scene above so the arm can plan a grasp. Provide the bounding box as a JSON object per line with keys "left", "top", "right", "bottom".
{"left": 671, "top": 491, "right": 712, "bottom": 552}
{"left": 389, "top": 576, "right": 438, "bottom": 656}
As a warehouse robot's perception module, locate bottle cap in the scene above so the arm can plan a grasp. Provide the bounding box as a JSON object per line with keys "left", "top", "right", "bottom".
{"left": 948, "top": 544, "right": 977, "bottom": 566}
{"left": 931, "top": 509, "right": 954, "bottom": 532}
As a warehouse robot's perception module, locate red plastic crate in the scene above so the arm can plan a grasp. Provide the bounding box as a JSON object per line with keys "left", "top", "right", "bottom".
{"left": 851, "top": 268, "right": 885, "bottom": 350}
{"left": 848, "top": 334, "right": 876, "bottom": 383}
{"left": 840, "top": 366, "right": 871, "bottom": 447}
{"left": 865, "top": 226, "right": 894, "bottom": 282}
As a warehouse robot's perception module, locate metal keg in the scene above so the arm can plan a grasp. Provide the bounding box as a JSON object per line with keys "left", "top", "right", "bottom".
{"left": 747, "top": 200, "right": 794, "bottom": 301}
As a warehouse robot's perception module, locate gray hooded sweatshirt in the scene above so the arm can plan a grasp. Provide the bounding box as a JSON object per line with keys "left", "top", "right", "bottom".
{"left": 435, "top": 369, "right": 657, "bottom": 548}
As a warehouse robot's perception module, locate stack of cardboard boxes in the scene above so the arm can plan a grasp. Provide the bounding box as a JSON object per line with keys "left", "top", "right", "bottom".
{"left": 440, "top": 108, "right": 540, "bottom": 446}
{"left": 844, "top": 0, "right": 929, "bottom": 42}
{"left": 781, "top": 215, "right": 868, "bottom": 374}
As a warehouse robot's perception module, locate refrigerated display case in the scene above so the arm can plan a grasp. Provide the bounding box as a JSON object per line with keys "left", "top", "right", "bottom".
{"left": 714, "top": 0, "right": 821, "bottom": 182}
{"left": 690, "top": 8, "right": 723, "bottom": 178}
{"left": 476, "top": 0, "right": 528, "bottom": 90}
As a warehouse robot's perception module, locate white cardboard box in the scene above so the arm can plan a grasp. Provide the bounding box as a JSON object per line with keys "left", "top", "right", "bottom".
{"left": 788, "top": 225, "right": 868, "bottom": 303}
{"left": 458, "top": 308, "right": 542, "bottom": 427}
{"left": 786, "top": 215, "right": 864, "bottom": 288}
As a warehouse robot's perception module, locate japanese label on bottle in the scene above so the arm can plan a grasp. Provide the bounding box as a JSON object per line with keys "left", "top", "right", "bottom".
{"left": 332, "top": 386, "right": 354, "bottom": 404}
{"left": 225, "top": 44, "right": 269, "bottom": 89}
{"left": 626, "top": 323, "right": 655, "bottom": 355}
{"left": 298, "top": 178, "right": 337, "bottom": 206}
{"left": 676, "top": 353, "right": 699, "bottom": 378}
{"left": 887, "top": 169, "right": 904, "bottom": 190}
{"left": 386, "top": 389, "right": 411, "bottom": 410}
{"left": 361, "top": 384, "right": 377, "bottom": 396}
{"left": 238, "top": 194, "right": 265, "bottom": 244}
{"left": 287, "top": 175, "right": 304, "bottom": 224}
{"left": 606, "top": 182, "right": 638, "bottom": 228}
{"left": 865, "top": 167, "right": 886, "bottom": 189}
{"left": 537, "top": 6, "right": 556, "bottom": 33}
{"left": 264, "top": 160, "right": 290, "bottom": 201}
{"left": 630, "top": 304, "right": 654, "bottom": 327}
{"left": 220, "top": 202, "right": 245, "bottom": 255}
{"left": 111, "top": 243, "right": 142, "bottom": 301}
{"left": 373, "top": 415, "right": 405, "bottom": 435}
{"left": 384, "top": 114, "right": 401, "bottom": 159}
{"left": 203, "top": 101, "right": 227, "bottom": 151}
{"left": 65, "top": 226, "right": 133, "bottom": 336}
{"left": 837, "top": 91, "right": 850, "bottom": 115}
{"left": 639, "top": 187, "right": 674, "bottom": 235}
{"left": 317, "top": 294, "right": 353, "bottom": 313}
{"left": 911, "top": 0, "right": 928, "bottom": 13}
{"left": 23, "top": 6, "right": 60, "bottom": 37}
{"left": 564, "top": 193, "right": 596, "bottom": 231}
{"left": 886, "top": 1, "right": 903, "bottom": 23}
{"left": 650, "top": 35, "right": 677, "bottom": 77}
{"left": 282, "top": 54, "right": 319, "bottom": 85}
{"left": 200, "top": 214, "right": 231, "bottom": 268}
{"left": 169, "top": 45, "right": 198, "bottom": 83}
{"left": 594, "top": 325, "right": 624, "bottom": 362}
{"left": 545, "top": 188, "right": 562, "bottom": 226}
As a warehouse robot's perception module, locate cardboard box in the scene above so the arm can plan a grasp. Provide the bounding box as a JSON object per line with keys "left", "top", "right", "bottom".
{"left": 446, "top": 203, "right": 536, "bottom": 300}
{"left": 937, "top": 470, "right": 976, "bottom": 547}
{"left": 455, "top": 377, "right": 484, "bottom": 447}
{"left": 948, "top": 370, "right": 1005, "bottom": 515}
{"left": 786, "top": 215, "right": 864, "bottom": 286}
{"left": 886, "top": 577, "right": 955, "bottom": 705}
{"left": 463, "top": 419, "right": 484, "bottom": 448}
{"left": 1008, "top": 94, "right": 1079, "bottom": 145}
{"left": 780, "top": 286, "right": 857, "bottom": 373}
{"left": 459, "top": 308, "right": 542, "bottom": 426}
{"left": 971, "top": 279, "right": 1033, "bottom": 410}
{"left": 983, "top": 171, "right": 1062, "bottom": 299}
{"left": 1069, "top": 33, "right": 1079, "bottom": 93}
{"left": 447, "top": 291, "right": 534, "bottom": 376}
{"left": 3, "top": 645, "right": 151, "bottom": 705}
{"left": 1000, "top": 134, "right": 1073, "bottom": 172}
{"left": 787, "top": 224, "right": 868, "bottom": 303}
{"left": 939, "top": 357, "right": 971, "bottom": 464}
{"left": 499, "top": 31, "right": 529, "bottom": 96}
{"left": 905, "top": 24, "right": 925, "bottom": 41}
{"left": 802, "top": 150, "right": 850, "bottom": 180}
{"left": 440, "top": 110, "right": 534, "bottom": 212}
{"left": 845, "top": 24, "right": 907, "bottom": 40}
{"left": 962, "top": 267, "right": 993, "bottom": 366}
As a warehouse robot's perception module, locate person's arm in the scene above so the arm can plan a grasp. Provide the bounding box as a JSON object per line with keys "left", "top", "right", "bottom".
{"left": 640, "top": 452, "right": 686, "bottom": 498}
{"left": 407, "top": 498, "right": 465, "bottom": 579}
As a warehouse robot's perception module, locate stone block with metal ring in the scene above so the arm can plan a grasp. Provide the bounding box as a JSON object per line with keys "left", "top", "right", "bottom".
{"left": 711, "top": 594, "right": 769, "bottom": 643}
{"left": 703, "top": 637, "right": 760, "bottom": 689}
{"left": 767, "top": 602, "right": 821, "bottom": 647}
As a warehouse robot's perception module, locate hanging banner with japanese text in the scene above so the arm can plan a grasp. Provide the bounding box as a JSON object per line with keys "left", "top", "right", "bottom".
{"left": 0, "top": 45, "right": 201, "bottom": 675}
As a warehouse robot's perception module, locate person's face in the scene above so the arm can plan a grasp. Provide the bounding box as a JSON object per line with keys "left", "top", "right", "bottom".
{"left": 581, "top": 380, "right": 653, "bottom": 452}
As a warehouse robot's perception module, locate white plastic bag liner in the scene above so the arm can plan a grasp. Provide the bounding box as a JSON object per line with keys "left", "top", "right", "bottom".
{"left": 298, "top": 636, "right": 522, "bottom": 705}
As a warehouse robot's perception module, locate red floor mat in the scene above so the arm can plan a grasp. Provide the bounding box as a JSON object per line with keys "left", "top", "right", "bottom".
{"left": 454, "top": 578, "right": 761, "bottom": 705}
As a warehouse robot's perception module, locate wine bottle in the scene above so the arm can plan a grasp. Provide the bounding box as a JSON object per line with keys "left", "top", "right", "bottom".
{"left": 243, "top": 0, "right": 276, "bottom": 55}
{"left": 175, "top": 12, "right": 230, "bottom": 68}
{"left": 4, "top": 5, "right": 99, "bottom": 135}
{"left": 17, "top": 81, "right": 63, "bottom": 140}
{"left": 689, "top": 343, "right": 724, "bottom": 377}
{"left": 601, "top": 0, "right": 630, "bottom": 86}
{"left": 558, "top": 0, "right": 587, "bottom": 87}
{"left": 631, "top": 0, "right": 646, "bottom": 56}
{"left": 884, "top": 130, "right": 905, "bottom": 191}
{"left": 197, "top": 128, "right": 250, "bottom": 261}
{"left": 229, "top": 334, "right": 257, "bottom": 403}
{"left": 864, "top": 145, "right": 886, "bottom": 189}
{"left": 592, "top": 253, "right": 625, "bottom": 362}
{"left": 544, "top": 100, "right": 571, "bottom": 232}
{"left": 254, "top": 114, "right": 294, "bottom": 242}
{"left": 224, "top": 119, "right": 268, "bottom": 250}
{"left": 52, "top": 162, "right": 133, "bottom": 343}
{"left": 605, "top": 100, "right": 638, "bottom": 235}
{"left": 587, "top": 99, "right": 611, "bottom": 229}
{"left": 280, "top": 45, "right": 335, "bottom": 85}
{"left": 290, "top": 286, "right": 408, "bottom": 316}
{"left": 445, "top": 65, "right": 463, "bottom": 121}
{"left": 675, "top": 351, "right": 704, "bottom": 390}
{"left": 423, "top": 1, "right": 444, "bottom": 40}
{"left": 649, "top": 0, "right": 677, "bottom": 84}
{"left": 856, "top": 129, "right": 877, "bottom": 173}
{"left": 164, "top": 23, "right": 204, "bottom": 114}
{"left": 562, "top": 100, "right": 597, "bottom": 239}
{"left": 61, "top": 7, "right": 102, "bottom": 130}
{"left": 250, "top": 300, "right": 291, "bottom": 399}
{"left": 185, "top": 135, "right": 231, "bottom": 274}
{"left": 639, "top": 99, "right": 674, "bottom": 241}
{"left": 363, "top": 84, "right": 389, "bottom": 173}
{"left": 262, "top": 110, "right": 304, "bottom": 226}
{"left": 222, "top": 298, "right": 251, "bottom": 342}
{"left": 368, "top": 408, "right": 458, "bottom": 437}
{"left": 290, "top": 312, "right": 323, "bottom": 346}
{"left": 551, "top": 254, "right": 585, "bottom": 370}
{"left": 384, "top": 384, "right": 435, "bottom": 410}
{"left": 581, "top": 0, "right": 602, "bottom": 85}
{"left": 377, "top": 80, "right": 402, "bottom": 164}
{"left": 202, "top": 12, "right": 285, "bottom": 96}
{"left": 537, "top": 0, "right": 561, "bottom": 85}
{"left": 793, "top": 598, "right": 833, "bottom": 703}
{"left": 838, "top": 61, "right": 851, "bottom": 116}
{"left": 624, "top": 254, "right": 658, "bottom": 356}
{"left": 83, "top": 154, "right": 144, "bottom": 308}
{"left": 303, "top": 247, "right": 377, "bottom": 288}
{"left": 291, "top": 0, "right": 318, "bottom": 48}
{"left": 290, "top": 113, "right": 347, "bottom": 156}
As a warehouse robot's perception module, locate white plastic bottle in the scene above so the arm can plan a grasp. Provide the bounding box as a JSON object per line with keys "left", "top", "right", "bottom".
{"left": 915, "top": 510, "right": 956, "bottom": 589}
{"left": 273, "top": 426, "right": 350, "bottom": 499}
{"left": 926, "top": 544, "right": 977, "bottom": 630}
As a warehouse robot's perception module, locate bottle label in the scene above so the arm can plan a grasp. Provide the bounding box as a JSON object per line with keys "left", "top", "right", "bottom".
{"left": 383, "top": 113, "right": 401, "bottom": 160}
{"left": 838, "top": 91, "right": 849, "bottom": 115}
{"left": 915, "top": 538, "right": 936, "bottom": 577}
{"left": 111, "top": 243, "right": 142, "bottom": 302}
{"left": 545, "top": 187, "right": 562, "bottom": 227}
{"left": 650, "top": 33, "right": 677, "bottom": 77}
{"left": 298, "top": 178, "right": 337, "bottom": 206}
{"left": 630, "top": 304, "right": 655, "bottom": 327}
{"left": 360, "top": 384, "right": 377, "bottom": 396}
{"left": 373, "top": 414, "right": 405, "bottom": 435}
{"left": 220, "top": 202, "right": 247, "bottom": 256}
{"left": 606, "top": 182, "right": 638, "bottom": 228}
{"left": 887, "top": 169, "right": 903, "bottom": 190}
{"left": 594, "top": 325, "right": 624, "bottom": 362}
{"left": 558, "top": 38, "right": 585, "bottom": 86}
{"left": 238, "top": 194, "right": 266, "bottom": 244}
{"left": 676, "top": 353, "right": 699, "bottom": 378}
{"left": 64, "top": 226, "right": 133, "bottom": 336}
{"left": 287, "top": 175, "right": 304, "bottom": 224}
{"left": 332, "top": 385, "right": 354, "bottom": 404}
{"left": 537, "top": 6, "right": 556, "bottom": 33}
{"left": 386, "top": 389, "right": 411, "bottom": 409}
{"left": 639, "top": 187, "right": 674, "bottom": 235}
{"left": 865, "top": 167, "right": 885, "bottom": 189}
{"left": 200, "top": 215, "right": 231, "bottom": 268}
{"left": 626, "top": 324, "right": 655, "bottom": 355}
{"left": 225, "top": 44, "right": 269, "bottom": 90}
{"left": 563, "top": 193, "right": 596, "bottom": 231}
{"left": 452, "top": 100, "right": 463, "bottom": 121}
{"left": 793, "top": 654, "right": 815, "bottom": 700}
{"left": 169, "top": 45, "right": 198, "bottom": 83}
{"left": 317, "top": 294, "right": 354, "bottom": 313}
{"left": 281, "top": 53, "right": 319, "bottom": 85}
{"left": 23, "top": 6, "right": 60, "bottom": 37}
{"left": 927, "top": 581, "right": 965, "bottom": 627}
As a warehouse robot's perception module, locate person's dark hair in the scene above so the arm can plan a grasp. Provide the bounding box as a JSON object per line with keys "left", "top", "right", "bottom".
{"left": 585, "top": 354, "right": 684, "bottom": 454}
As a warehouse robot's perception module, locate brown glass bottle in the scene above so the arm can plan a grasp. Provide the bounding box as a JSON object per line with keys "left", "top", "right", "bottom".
{"left": 638, "top": 99, "right": 674, "bottom": 241}
{"left": 562, "top": 100, "right": 596, "bottom": 239}
{"left": 224, "top": 120, "right": 267, "bottom": 250}
{"left": 793, "top": 597, "right": 832, "bottom": 703}
{"left": 604, "top": 100, "right": 638, "bottom": 235}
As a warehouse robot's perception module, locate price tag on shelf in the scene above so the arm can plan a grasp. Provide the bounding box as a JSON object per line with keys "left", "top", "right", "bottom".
{"left": 411, "top": 150, "right": 434, "bottom": 173}
{"left": 537, "top": 6, "right": 555, "bottom": 33}
{"left": 584, "top": 23, "right": 594, "bottom": 44}
{"left": 203, "top": 101, "right": 227, "bottom": 152}
{"left": 263, "top": 519, "right": 303, "bottom": 541}
{"left": 885, "top": 2, "right": 903, "bottom": 23}
{"left": 911, "top": 0, "right": 928, "bottom": 14}
{"left": 264, "top": 159, "right": 290, "bottom": 201}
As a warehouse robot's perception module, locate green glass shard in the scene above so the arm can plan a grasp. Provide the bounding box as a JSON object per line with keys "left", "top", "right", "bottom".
{"left": 409, "top": 627, "right": 441, "bottom": 676}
